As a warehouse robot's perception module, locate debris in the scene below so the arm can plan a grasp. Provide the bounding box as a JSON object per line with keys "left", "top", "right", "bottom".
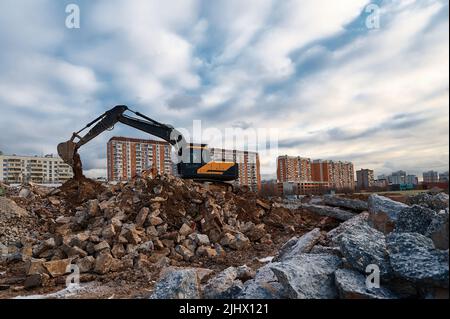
{"left": 275, "top": 228, "right": 322, "bottom": 261}
{"left": 368, "top": 194, "right": 408, "bottom": 234}
{"left": 386, "top": 232, "right": 449, "bottom": 288}
{"left": 334, "top": 269, "right": 397, "bottom": 299}
{"left": 322, "top": 196, "right": 368, "bottom": 212}
{"left": 270, "top": 254, "right": 342, "bottom": 299}
{"left": 150, "top": 267, "right": 201, "bottom": 299}
{"left": 407, "top": 192, "right": 449, "bottom": 212}
{"left": 338, "top": 222, "right": 391, "bottom": 277}
{"left": 299, "top": 204, "right": 357, "bottom": 221}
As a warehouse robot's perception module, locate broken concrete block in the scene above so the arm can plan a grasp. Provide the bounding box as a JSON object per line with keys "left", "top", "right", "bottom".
{"left": 368, "top": 194, "right": 408, "bottom": 234}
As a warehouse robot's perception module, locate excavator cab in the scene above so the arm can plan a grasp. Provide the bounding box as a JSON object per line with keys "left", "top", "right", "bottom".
{"left": 177, "top": 144, "right": 238, "bottom": 182}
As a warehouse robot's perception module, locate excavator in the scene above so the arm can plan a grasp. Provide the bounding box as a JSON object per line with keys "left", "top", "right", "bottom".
{"left": 57, "top": 105, "right": 238, "bottom": 186}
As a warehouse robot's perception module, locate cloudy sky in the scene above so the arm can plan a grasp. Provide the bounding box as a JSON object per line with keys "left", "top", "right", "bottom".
{"left": 0, "top": 0, "right": 448, "bottom": 180}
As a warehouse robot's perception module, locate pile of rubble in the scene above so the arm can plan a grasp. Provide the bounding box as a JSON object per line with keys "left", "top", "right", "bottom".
{"left": 148, "top": 192, "right": 449, "bottom": 299}
{"left": 0, "top": 174, "right": 330, "bottom": 294}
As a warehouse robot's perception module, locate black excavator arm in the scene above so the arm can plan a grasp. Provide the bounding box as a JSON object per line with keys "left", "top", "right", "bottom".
{"left": 57, "top": 105, "right": 238, "bottom": 182}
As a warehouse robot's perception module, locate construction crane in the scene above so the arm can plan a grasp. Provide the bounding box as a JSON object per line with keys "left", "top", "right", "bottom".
{"left": 57, "top": 105, "right": 238, "bottom": 184}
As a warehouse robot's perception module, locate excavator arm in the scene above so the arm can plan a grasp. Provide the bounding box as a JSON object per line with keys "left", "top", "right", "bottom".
{"left": 57, "top": 105, "right": 238, "bottom": 182}
{"left": 57, "top": 105, "right": 186, "bottom": 167}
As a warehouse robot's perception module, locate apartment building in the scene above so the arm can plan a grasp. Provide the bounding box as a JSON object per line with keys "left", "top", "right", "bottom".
{"left": 356, "top": 169, "right": 374, "bottom": 190}
{"left": 277, "top": 155, "right": 312, "bottom": 182}
{"left": 277, "top": 156, "right": 354, "bottom": 192}
{"left": 209, "top": 148, "right": 261, "bottom": 192}
{"left": 0, "top": 154, "right": 73, "bottom": 184}
{"left": 423, "top": 170, "right": 439, "bottom": 183}
{"left": 107, "top": 137, "right": 172, "bottom": 181}
{"left": 310, "top": 159, "right": 354, "bottom": 190}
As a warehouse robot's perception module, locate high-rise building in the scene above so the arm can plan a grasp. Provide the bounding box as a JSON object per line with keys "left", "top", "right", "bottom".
{"left": 209, "top": 148, "right": 261, "bottom": 192}
{"left": 0, "top": 154, "right": 73, "bottom": 184}
{"left": 439, "top": 171, "right": 449, "bottom": 182}
{"left": 277, "top": 155, "right": 312, "bottom": 182}
{"left": 107, "top": 137, "right": 172, "bottom": 181}
{"left": 389, "top": 170, "right": 406, "bottom": 185}
{"left": 277, "top": 156, "right": 354, "bottom": 191}
{"left": 356, "top": 169, "right": 374, "bottom": 190}
{"left": 406, "top": 174, "right": 418, "bottom": 185}
{"left": 311, "top": 159, "right": 354, "bottom": 190}
{"left": 423, "top": 170, "right": 439, "bottom": 183}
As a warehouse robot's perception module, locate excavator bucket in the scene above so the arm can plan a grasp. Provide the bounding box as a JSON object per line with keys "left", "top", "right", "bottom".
{"left": 57, "top": 140, "right": 77, "bottom": 167}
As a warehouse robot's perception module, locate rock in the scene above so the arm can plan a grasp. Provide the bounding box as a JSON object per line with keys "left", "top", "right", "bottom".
{"left": 229, "top": 232, "right": 250, "bottom": 250}
{"left": 192, "top": 233, "right": 210, "bottom": 246}
{"left": 26, "top": 258, "right": 47, "bottom": 275}
{"left": 203, "top": 267, "right": 243, "bottom": 299}
{"left": 339, "top": 222, "right": 391, "bottom": 276}
{"left": 94, "top": 241, "right": 110, "bottom": 252}
{"left": 175, "top": 245, "right": 194, "bottom": 261}
{"left": 101, "top": 224, "right": 116, "bottom": 239}
{"left": 135, "top": 207, "right": 149, "bottom": 227}
{"left": 426, "top": 209, "right": 449, "bottom": 250}
{"left": 76, "top": 256, "right": 95, "bottom": 273}
{"left": 43, "top": 259, "right": 71, "bottom": 277}
{"left": 322, "top": 196, "right": 368, "bottom": 212}
{"left": 407, "top": 192, "right": 449, "bottom": 211}
{"left": 179, "top": 223, "right": 194, "bottom": 237}
{"left": 150, "top": 267, "right": 201, "bottom": 299}
{"left": 310, "top": 245, "right": 342, "bottom": 257}
{"left": 94, "top": 252, "right": 114, "bottom": 274}
{"left": 386, "top": 232, "right": 449, "bottom": 288}
{"left": 327, "top": 212, "right": 369, "bottom": 245}
{"left": 55, "top": 216, "right": 71, "bottom": 224}
{"left": 368, "top": 194, "right": 408, "bottom": 234}
{"left": 0, "top": 197, "right": 29, "bottom": 217}
{"left": 196, "top": 246, "right": 217, "bottom": 258}
{"left": 151, "top": 197, "right": 167, "bottom": 203}
{"left": 24, "top": 274, "right": 44, "bottom": 289}
{"left": 238, "top": 264, "right": 287, "bottom": 299}
{"left": 220, "top": 233, "right": 235, "bottom": 247}
{"left": 335, "top": 269, "right": 397, "bottom": 299}
{"left": 395, "top": 205, "right": 437, "bottom": 235}
{"left": 256, "top": 199, "right": 271, "bottom": 210}
{"left": 301, "top": 204, "right": 357, "bottom": 221}
{"left": 32, "top": 238, "right": 56, "bottom": 257}
{"left": 87, "top": 199, "right": 100, "bottom": 216}
{"left": 111, "top": 243, "right": 126, "bottom": 259}
{"left": 123, "top": 227, "right": 141, "bottom": 245}
{"left": 148, "top": 216, "right": 164, "bottom": 226}
{"left": 275, "top": 228, "right": 322, "bottom": 262}
{"left": 270, "top": 254, "right": 342, "bottom": 299}
{"left": 19, "top": 188, "right": 31, "bottom": 198}
{"left": 137, "top": 241, "right": 154, "bottom": 254}
{"left": 236, "top": 265, "right": 255, "bottom": 281}
{"left": 244, "top": 224, "right": 266, "bottom": 241}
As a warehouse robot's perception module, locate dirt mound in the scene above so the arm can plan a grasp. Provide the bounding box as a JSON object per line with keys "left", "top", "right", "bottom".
{"left": 59, "top": 177, "right": 106, "bottom": 206}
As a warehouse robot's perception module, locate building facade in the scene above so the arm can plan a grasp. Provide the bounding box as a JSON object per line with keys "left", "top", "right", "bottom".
{"left": 277, "top": 155, "right": 312, "bottom": 182}
{"left": 107, "top": 137, "right": 172, "bottom": 181}
{"left": 276, "top": 156, "right": 354, "bottom": 193}
{"left": 356, "top": 169, "right": 374, "bottom": 190}
{"left": 389, "top": 170, "right": 407, "bottom": 185}
{"left": 439, "top": 171, "right": 449, "bottom": 182}
{"left": 423, "top": 170, "right": 439, "bottom": 183}
{"left": 406, "top": 174, "right": 418, "bottom": 185}
{"left": 0, "top": 154, "right": 73, "bottom": 184}
{"left": 209, "top": 148, "right": 261, "bottom": 192}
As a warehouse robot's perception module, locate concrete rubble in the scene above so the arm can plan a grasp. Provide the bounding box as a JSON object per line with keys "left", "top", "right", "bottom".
{"left": 0, "top": 177, "right": 448, "bottom": 299}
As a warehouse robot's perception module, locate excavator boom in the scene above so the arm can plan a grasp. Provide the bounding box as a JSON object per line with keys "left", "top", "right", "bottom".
{"left": 57, "top": 105, "right": 238, "bottom": 182}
